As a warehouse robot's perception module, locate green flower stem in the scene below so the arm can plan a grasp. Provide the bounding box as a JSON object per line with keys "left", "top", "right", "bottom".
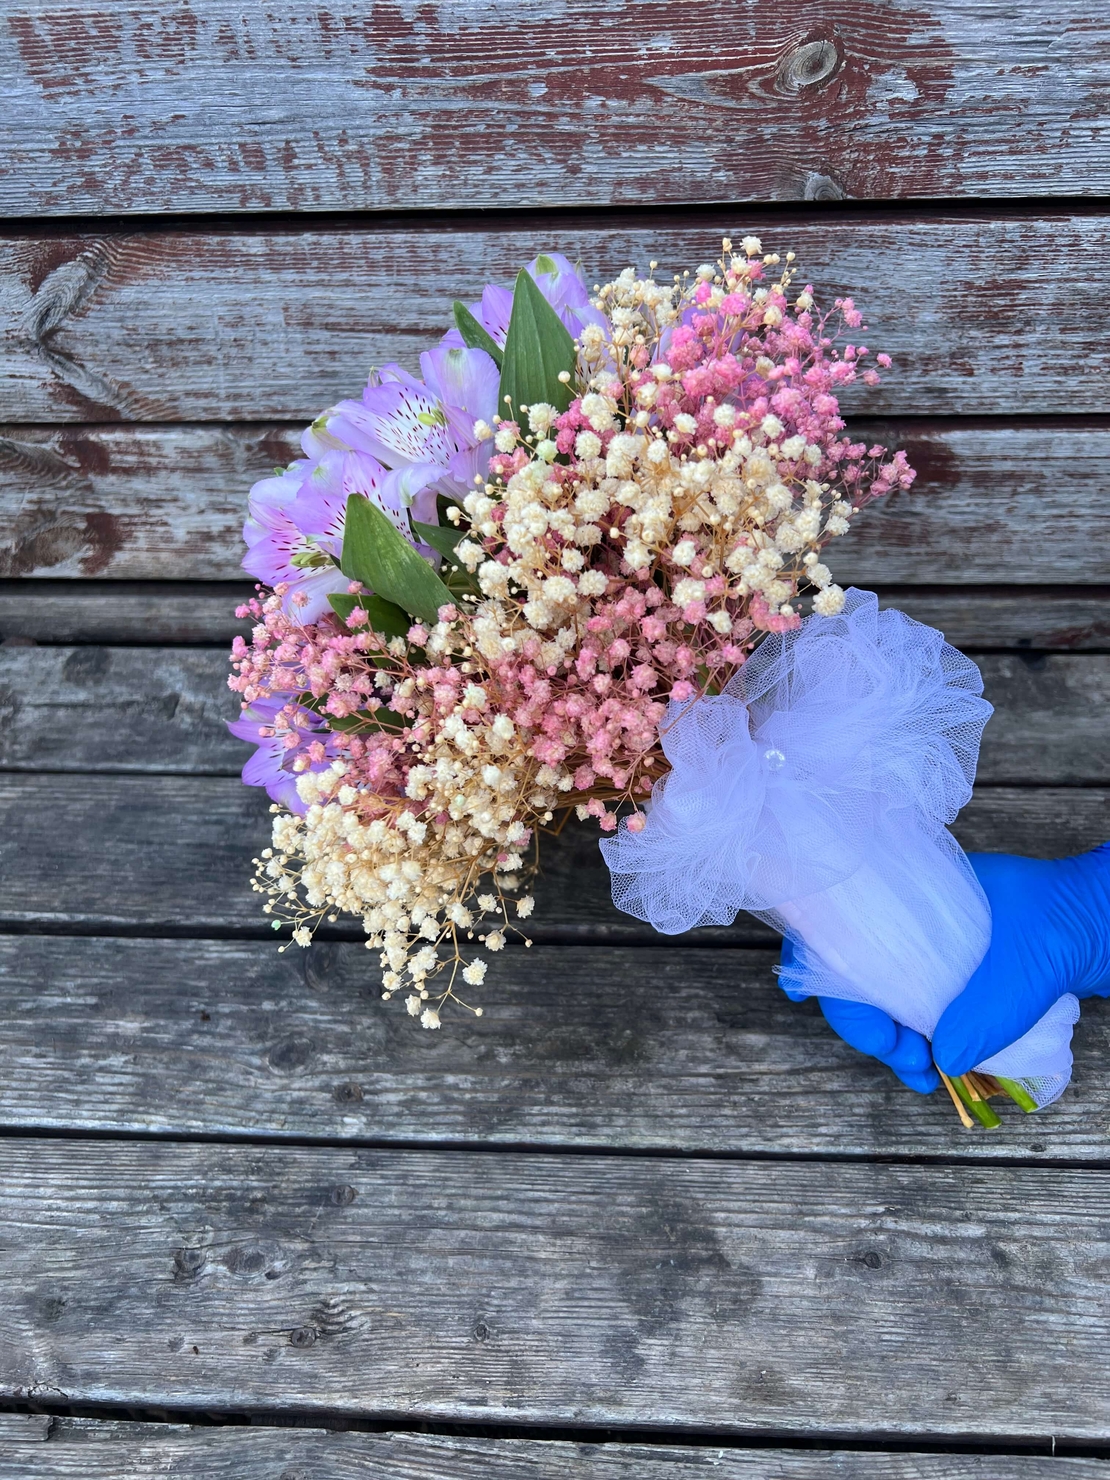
{"left": 951, "top": 1074, "right": 1002, "bottom": 1129}
{"left": 994, "top": 1075, "right": 1039, "bottom": 1114}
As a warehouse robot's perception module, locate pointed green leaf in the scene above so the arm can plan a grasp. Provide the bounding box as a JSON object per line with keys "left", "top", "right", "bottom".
{"left": 452, "top": 301, "right": 503, "bottom": 367}
{"left": 534, "top": 254, "right": 559, "bottom": 276}
{"left": 412, "top": 519, "right": 466, "bottom": 563}
{"left": 339, "top": 495, "right": 454, "bottom": 627}
{"left": 328, "top": 591, "right": 411, "bottom": 641}
{"left": 499, "top": 269, "right": 577, "bottom": 420}
{"left": 412, "top": 521, "right": 481, "bottom": 597}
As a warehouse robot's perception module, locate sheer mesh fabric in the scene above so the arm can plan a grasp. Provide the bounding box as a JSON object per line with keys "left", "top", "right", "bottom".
{"left": 601, "top": 589, "right": 1078, "bottom": 1108}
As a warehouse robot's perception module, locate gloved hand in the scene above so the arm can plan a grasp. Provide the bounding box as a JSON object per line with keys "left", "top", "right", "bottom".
{"left": 781, "top": 844, "right": 1110, "bottom": 1092}
{"left": 779, "top": 937, "right": 940, "bottom": 1094}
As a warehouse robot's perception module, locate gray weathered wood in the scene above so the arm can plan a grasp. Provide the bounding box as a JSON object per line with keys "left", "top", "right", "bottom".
{"left": 889, "top": 591, "right": 1110, "bottom": 654}
{"left": 0, "top": 775, "right": 1107, "bottom": 937}
{"left": 3, "top": 217, "right": 1110, "bottom": 422}
{"left": 0, "top": 646, "right": 240, "bottom": 772}
{"left": 1, "top": 933, "right": 1107, "bottom": 1159}
{"left": 6, "top": 1419, "right": 1105, "bottom": 1479}
{"left": 0, "top": 773, "right": 1105, "bottom": 934}
{"left": 0, "top": 582, "right": 254, "bottom": 644}
{"left": 5, "top": 422, "right": 1108, "bottom": 584}
{"left": 3, "top": 646, "right": 1108, "bottom": 783}
{"left": 5, "top": 583, "right": 1110, "bottom": 651}
{"left": 0, "top": 424, "right": 298, "bottom": 577}
{"left": 2, "top": 1139, "right": 1110, "bottom": 1437}
{"left": 3, "top": 2, "right": 1109, "bottom": 215}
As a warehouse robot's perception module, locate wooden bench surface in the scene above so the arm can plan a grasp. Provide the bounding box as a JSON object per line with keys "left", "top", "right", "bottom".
{"left": 2, "top": 4, "right": 1110, "bottom": 1473}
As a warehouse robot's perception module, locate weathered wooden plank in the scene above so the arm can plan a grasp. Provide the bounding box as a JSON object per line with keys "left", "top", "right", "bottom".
{"left": 2, "top": 1139, "right": 1110, "bottom": 1437}
{"left": 3, "top": 217, "right": 1110, "bottom": 422}
{"left": 1, "top": 932, "right": 1108, "bottom": 1159}
{"left": 2, "top": 646, "right": 1107, "bottom": 783}
{"left": 0, "top": 424, "right": 297, "bottom": 577}
{"left": 890, "top": 591, "right": 1110, "bottom": 654}
{"left": 3, "top": 2, "right": 1109, "bottom": 215}
{"left": 7, "top": 1419, "right": 1106, "bottom": 1480}
{"left": 0, "top": 775, "right": 1106, "bottom": 936}
{"left": 6, "top": 582, "right": 1110, "bottom": 651}
{"left": 3, "top": 420, "right": 1110, "bottom": 584}
{"left": 0, "top": 646, "right": 239, "bottom": 772}
{"left": 0, "top": 582, "right": 254, "bottom": 644}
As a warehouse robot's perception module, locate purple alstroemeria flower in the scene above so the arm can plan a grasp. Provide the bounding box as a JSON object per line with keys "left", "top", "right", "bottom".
{"left": 227, "top": 694, "right": 337, "bottom": 815}
{"left": 242, "top": 447, "right": 440, "bottom": 621}
{"left": 242, "top": 459, "right": 350, "bottom": 622}
{"left": 327, "top": 344, "right": 498, "bottom": 503}
{"left": 442, "top": 253, "right": 609, "bottom": 351}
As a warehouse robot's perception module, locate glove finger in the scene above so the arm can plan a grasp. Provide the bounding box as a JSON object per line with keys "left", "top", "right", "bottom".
{"left": 888, "top": 1023, "right": 937, "bottom": 1076}
{"left": 933, "top": 957, "right": 1056, "bottom": 1078}
{"left": 899, "top": 1067, "right": 942, "bottom": 1095}
{"left": 819, "top": 996, "right": 898, "bottom": 1058}
{"left": 886, "top": 1025, "right": 940, "bottom": 1094}
{"left": 819, "top": 999, "right": 939, "bottom": 1094}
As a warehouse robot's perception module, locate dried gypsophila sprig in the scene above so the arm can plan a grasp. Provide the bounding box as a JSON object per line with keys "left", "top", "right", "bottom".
{"left": 229, "top": 238, "right": 915, "bottom": 1023}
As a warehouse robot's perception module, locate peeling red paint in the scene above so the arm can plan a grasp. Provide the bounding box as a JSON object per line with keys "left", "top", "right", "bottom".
{"left": 2, "top": 1, "right": 1108, "bottom": 212}
{"left": 78, "top": 509, "right": 125, "bottom": 574}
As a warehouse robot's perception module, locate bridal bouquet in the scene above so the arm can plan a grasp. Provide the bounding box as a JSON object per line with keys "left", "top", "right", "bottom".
{"left": 229, "top": 240, "right": 1078, "bottom": 1119}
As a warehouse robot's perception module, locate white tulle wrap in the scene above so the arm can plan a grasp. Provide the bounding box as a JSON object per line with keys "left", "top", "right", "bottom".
{"left": 601, "top": 589, "right": 1078, "bottom": 1108}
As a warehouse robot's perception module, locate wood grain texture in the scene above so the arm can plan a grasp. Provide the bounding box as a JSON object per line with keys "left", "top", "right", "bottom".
{"left": 2, "top": 1139, "right": 1110, "bottom": 1437}
{"left": 0, "top": 582, "right": 254, "bottom": 644}
{"left": 3, "top": 646, "right": 1108, "bottom": 783}
{"left": 0, "top": 424, "right": 297, "bottom": 578}
{"left": 1, "top": 775, "right": 1107, "bottom": 936}
{"left": 1, "top": 933, "right": 1107, "bottom": 1158}
{"left": 4, "top": 421, "right": 1110, "bottom": 584}
{"left": 6, "top": 583, "right": 1110, "bottom": 650}
{"left": 8, "top": 1421, "right": 1107, "bottom": 1480}
{"left": 4, "top": 217, "right": 1110, "bottom": 422}
{"left": 3, "top": 2, "right": 1110, "bottom": 215}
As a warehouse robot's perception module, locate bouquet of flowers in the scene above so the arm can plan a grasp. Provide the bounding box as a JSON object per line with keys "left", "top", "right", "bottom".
{"left": 229, "top": 239, "right": 1079, "bottom": 1120}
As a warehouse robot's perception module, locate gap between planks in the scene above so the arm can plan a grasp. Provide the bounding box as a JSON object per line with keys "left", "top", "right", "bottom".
{"left": 0, "top": 1408, "right": 1107, "bottom": 1480}
{"left": 0, "top": 1414, "right": 1104, "bottom": 1477}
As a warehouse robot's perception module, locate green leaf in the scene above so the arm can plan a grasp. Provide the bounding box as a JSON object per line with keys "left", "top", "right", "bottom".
{"left": 328, "top": 591, "right": 411, "bottom": 641}
{"left": 533, "top": 254, "right": 559, "bottom": 276}
{"left": 452, "top": 301, "right": 503, "bottom": 368}
{"left": 327, "top": 706, "right": 405, "bottom": 734}
{"left": 299, "top": 690, "right": 406, "bottom": 734}
{"left": 499, "top": 269, "right": 577, "bottom": 420}
{"left": 412, "top": 519, "right": 466, "bottom": 564}
{"left": 339, "top": 495, "right": 454, "bottom": 627}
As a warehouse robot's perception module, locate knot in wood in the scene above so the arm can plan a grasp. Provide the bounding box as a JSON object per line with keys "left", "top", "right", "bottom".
{"left": 173, "top": 1247, "right": 207, "bottom": 1281}
{"left": 803, "top": 171, "right": 847, "bottom": 202}
{"left": 267, "top": 1036, "right": 313, "bottom": 1073}
{"left": 777, "top": 38, "right": 840, "bottom": 94}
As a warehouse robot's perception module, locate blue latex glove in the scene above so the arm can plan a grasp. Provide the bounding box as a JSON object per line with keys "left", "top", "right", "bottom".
{"left": 779, "top": 938, "right": 940, "bottom": 1094}
{"left": 781, "top": 844, "right": 1110, "bottom": 1092}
